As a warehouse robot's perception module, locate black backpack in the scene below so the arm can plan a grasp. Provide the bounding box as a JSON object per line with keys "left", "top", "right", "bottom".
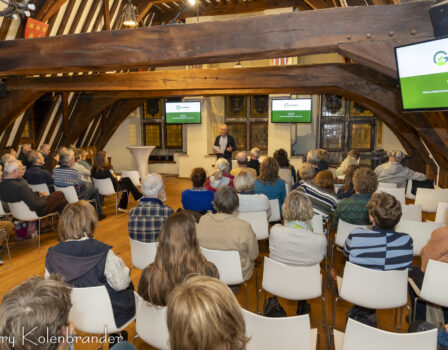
{"left": 263, "top": 296, "right": 287, "bottom": 317}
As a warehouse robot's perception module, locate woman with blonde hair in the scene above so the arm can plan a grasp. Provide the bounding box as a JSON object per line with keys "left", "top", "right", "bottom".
{"left": 167, "top": 275, "right": 249, "bottom": 350}
{"left": 254, "top": 157, "right": 286, "bottom": 210}
{"left": 205, "top": 158, "right": 234, "bottom": 192}
{"left": 138, "top": 211, "right": 218, "bottom": 305}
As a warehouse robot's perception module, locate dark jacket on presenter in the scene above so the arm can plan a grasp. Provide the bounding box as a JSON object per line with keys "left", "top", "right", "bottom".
{"left": 213, "top": 125, "right": 236, "bottom": 170}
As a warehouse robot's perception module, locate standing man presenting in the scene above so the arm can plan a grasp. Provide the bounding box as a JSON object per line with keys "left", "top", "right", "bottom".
{"left": 213, "top": 124, "right": 236, "bottom": 171}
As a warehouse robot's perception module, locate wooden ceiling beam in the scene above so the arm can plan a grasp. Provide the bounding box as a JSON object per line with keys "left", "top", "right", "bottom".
{"left": 0, "top": 91, "right": 44, "bottom": 132}
{"left": 0, "top": 1, "right": 434, "bottom": 76}
{"left": 36, "top": 0, "right": 69, "bottom": 22}
{"left": 56, "top": 0, "right": 77, "bottom": 36}
{"left": 103, "top": 0, "right": 111, "bottom": 31}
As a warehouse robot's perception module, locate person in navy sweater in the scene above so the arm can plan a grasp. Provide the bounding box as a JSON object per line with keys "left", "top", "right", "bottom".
{"left": 182, "top": 167, "right": 214, "bottom": 213}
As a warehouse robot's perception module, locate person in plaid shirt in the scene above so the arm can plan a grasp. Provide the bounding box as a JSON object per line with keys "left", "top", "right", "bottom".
{"left": 128, "top": 173, "right": 173, "bottom": 243}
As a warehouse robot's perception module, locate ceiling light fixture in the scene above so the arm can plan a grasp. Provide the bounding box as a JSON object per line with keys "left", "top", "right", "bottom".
{"left": 121, "top": 0, "right": 139, "bottom": 28}
{"left": 0, "top": 0, "right": 35, "bottom": 19}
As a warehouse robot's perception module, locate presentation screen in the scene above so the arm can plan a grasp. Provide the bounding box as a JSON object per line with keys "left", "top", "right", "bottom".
{"left": 395, "top": 37, "right": 448, "bottom": 111}
{"left": 271, "top": 98, "right": 312, "bottom": 123}
{"left": 165, "top": 101, "right": 201, "bottom": 124}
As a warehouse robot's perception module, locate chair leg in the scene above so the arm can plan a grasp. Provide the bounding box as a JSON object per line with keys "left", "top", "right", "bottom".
{"left": 244, "top": 282, "right": 248, "bottom": 309}
{"left": 3, "top": 230, "right": 11, "bottom": 265}
{"left": 331, "top": 296, "right": 339, "bottom": 336}
{"left": 37, "top": 219, "right": 41, "bottom": 253}
{"left": 256, "top": 287, "right": 263, "bottom": 314}
{"left": 132, "top": 335, "right": 139, "bottom": 345}
{"left": 413, "top": 297, "right": 422, "bottom": 322}
{"left": 321, "top": 296, "right": 330, "bottom": 350}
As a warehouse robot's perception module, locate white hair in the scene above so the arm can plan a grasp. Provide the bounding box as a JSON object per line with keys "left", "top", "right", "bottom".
{"left": 306, "top": 149, "right": 321, "bottom": 165}
{"left": 250, "top": 148, "right": 260, "bottom": 159}
{"left": 141, "top": 173, "right": 164, "bottom": 197}
{"left": 59, "top": 148, "right": 74, "bottom": 165}
{"left": 4, "top": 159, "right": 20, "bottom": 176}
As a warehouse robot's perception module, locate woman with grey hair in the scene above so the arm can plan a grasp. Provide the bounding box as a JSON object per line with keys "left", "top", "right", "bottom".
{"left": 205, "top": 158, "right": 234, "bottom": 192}
{"left": 234, "top": 170, "right": 270, "bottom": 218}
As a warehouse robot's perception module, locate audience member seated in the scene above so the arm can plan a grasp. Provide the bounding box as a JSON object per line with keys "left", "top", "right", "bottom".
{"left": 54, "top": 148, "right": 104, "bottom": 219}
{"left": 167, "top": 275, "right": 248, "bottom": 350}
{"left": 270, "top": 191, "right": 327, "bottom": 314}
{"left": 205, "top": 158, "right": 234, "bottom": 192}
{"left": 197, "top": 186, "right": 259, "bottom": 281}
{"left": 336, "top": 164, "right": 358, "bottom": 200}
{"left": 0, "top": 276, "right": 75, "bottom": 350}
{"left": 17, "top": 143, "right": 32, "bottom": 168}
{"left": 247, "top": 147, "right": 261, "bottom": 176}
{"left": 45, "top": 201, "right": 135, "bottom": 330}
{"left": 91, "top": 150, "right": 142, "bottom": 212}
{"left": 1, "top": 153, "right": 15, "bottom": 168}
{"left": 79, "top": 149, "right": 92, "bottom": 171}
{"left": 409, "top": 226, "right": 448, "bottom": 324}
{"left": 24, "top": 150, "right": 55, "bottom": 192}
{"left": 296, "top": 168, "right": 338, "bottom": 230}
{"left": 129, "top": 174, "right": 173, "bottom": 243}
{"left": 230, "top": 151, "right": 257, "bottom": 178}
{"left": 336, "top": 150, "right": 360, "bottom": 176}
{"left": 234, "top": 170, "right": 270, "bottom": 218}
{"left": 2, "top": 146, "right": 16, "bottom": 158}
{"left": 306, "top": 149, "right": 321, "bottom": 177}
{"left": 181, "top": 167, "right": 214, "bottom": 213}
{"left": 72, "top": 149, "right": 92, "bottom": 182}
{"left": 333, "top": 192, "right": 413, "bottom": 325}
{"left": 0, "top": 159, "right": 67, "bottom": 217}
{"left": 292, "top": 162, "right": 314, "bottom": 191}
{"left": 274, "top": 148, "right": 296, "bottom": 187}
{"left": 46, "top": 150, "right": 60, "bottom": 174}
{"left": 317, "top": 148, "right": 329, "bottom": 172}
{"left": 375, "top": 149, "right": 426, "bottom": 188}
{"left": 39, "top": 143, "right": 51, "bottom": 169}
{"left": 138, "top": 211, "right": 218, "bottom": 305}
{"left": 254, "top": 157, "right": 286, "bottom": 211}
{"left": 333, "top": 167, "right": 378, "bottom": 230}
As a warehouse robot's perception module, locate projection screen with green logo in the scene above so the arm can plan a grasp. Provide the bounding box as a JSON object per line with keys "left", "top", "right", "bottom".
{"left": 165, "top": 101, "right": 201, "bottom": 124}
{"left": 271, "top": 99, "right": 312, "bottom": 123}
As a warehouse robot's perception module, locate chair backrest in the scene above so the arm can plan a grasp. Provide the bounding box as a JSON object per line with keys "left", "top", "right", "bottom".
{"left": 0, "top": 202, "right": 6, "bottom": 217}
{"left": 420, "top": 260, "right": 448, "bottom": 308}
{"left": 401, "top": 204, "right": 422, "bottom": 222}
{"left": 278, "top": 168, "right": 293, "bottom": 188}
{"left": 69, "top": 286, "right": 119, "bottom": 334}
{"left": 415, "top": 188, "right": 448, "bottom": 213}
{"left": 406, "top": 179, "right": 416, "bottom": 200}
{"left": 395, "top": 219, "right": 444, "bottom": 256}
{"left": 7, "top": 201, "right": 39, "bottom": 221}
{"left": 243, "top": 309, "right": 314, "bottom": 350}
{"left": 238, "top": 211, "right": 269, "bottom": 240}
{"left": 134, "top": 293, "right": 169, "bottom": 350}
{"left": 311, "top": 214, "right": 324, "bottom": 234}
{"left": 122, "top": 170, "right": 141, "bottom": 187}
{"left": 92, "top": 177, "right": 116, "bottom": 196}
{"left": 338, "top": 262, "right": 408, "bottom": 309}
{"left": 335, "top": 219, "right": 368, "bottom": 248}
{"left": 377, "top": 182, "right": 397, "bottom": 188}
{"left": 334, "top": 183, "right": 343, "bottom": 194}
{"left": 285, "top": 183, "right": 290, "bottom": 194}
{"left": 29, "top": 183, "right": 50, "bottom": 195}
{"left": 200, "top": 247, "right": 244, "bottom": 285}
{"left": 269, "top": 199, "right": 281, "bottom": 222}
{"left": 435, "top": 202, "right": 448, "bottom": 224}
{"left": 129, "top": 238, "right": 158, "bottom": 270}
{"left": 376, "top": 187, "right": 406, "bottom": 205}
{"left": 262, "top": 257, "right": 321, "bottom": 300}
{"left": 54, "top": 185, "right": 79, "bottom": 203}
{"left": 342, "top": 318, "right": 437, "bottom": 350}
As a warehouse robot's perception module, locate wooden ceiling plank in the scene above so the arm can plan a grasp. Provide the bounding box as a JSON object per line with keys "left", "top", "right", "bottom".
{"left": 0, "top": 91, "right": 44, "bottom": 132}
{"left": 0, "top": 124, "right": 14, "bottom": 150}
{"left": 56, "top": 0, "right": 77, "bottom": 36}
{"left": 103, "top": 0, "right": 111, "bottom": 31}
{"left": 36, "top": 0, "right": 69, "bottom": 22}
{"left": 12, "top": 109, "right": 33, "bottom": 149}
{"left": 36, "top": 94, "right": 59, "bottom": 146}
{"left": 112, "top": 0, "right": 126, "bottom": 30}
{"left": 0, "top": 18, "right": 11, "bottom": 41}
{"left": 68, "top": 0, "right": 88, "bottom": 34}
{"left": 81, "top": 0, "right": 101, "bottom": 33}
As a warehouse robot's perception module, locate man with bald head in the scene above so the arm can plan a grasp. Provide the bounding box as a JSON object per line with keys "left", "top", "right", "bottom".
{"left": 213, "top": 124, "right": 236, "bottom": 171}
{"left": 230, "top": 151, "right": 257, "bottom": 178}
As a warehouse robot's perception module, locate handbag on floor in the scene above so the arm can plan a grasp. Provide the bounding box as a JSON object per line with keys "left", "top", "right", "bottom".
{"left": 263, "top": 296, "right": 286, "bottom": 317}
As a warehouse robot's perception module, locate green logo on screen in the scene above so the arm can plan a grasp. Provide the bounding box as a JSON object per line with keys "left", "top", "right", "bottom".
{"left": 433, "top": 51, "right": 448, "bottom": 66}
{"left": 176, "top": 105, "right": 181, "bottom": 110}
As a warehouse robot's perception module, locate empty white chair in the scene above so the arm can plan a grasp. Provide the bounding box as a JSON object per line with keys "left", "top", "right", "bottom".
{"left": 243, "top": 309, "right": 318, "bottom": 350}
{"left": 334, "top": 318, "right": 437, "bottom": 350}
{"left": 129, "top": 238, "right": 158, "bottom": 270}
{"left": 28, "top": 183, "right": 50, "bottom": 195}
{"left": 285, "top": 183, "right": 290, "bottom": 194}
{"left": 54, "top": 185, "right": 79, "bottom": 203}
{"left": 415, "top": 188, "right": 448, "bottom": 213}
{"left": 70, "top": 286, "right": 134, "bottom": 335}
{"left": 7, "top": 201, "right": 59, "bottom": 252}
{"left": 406, "top": 180, "right": 416, "bottom": 200}
{"left": 332, "top": 262, "right": 409, "bottom": 332}
{"left": 269, "top": 199, "right": 281, "bottom": 222}
{"left": 395, "top": 220, "right": 444, "bottom": 256}
{"left": 92, "top": 177, "right": 126, "bottom": 216}
{"left": 133, "top": 293, "right": 169, "bottom": 350}
{"left": 435, "top": 202, "right": 448, "bottom": 224}
{"left": 377, "top": 182, "right": 397, "bottom": 188}
{"left": 401, "top": 204, "right": 422, "bottom": 222}
{"left": 311, "top": 214, "right": 324, "bottom": 235}
{"left": 376, "top": 187, "right": 406, "bottom": 205}
{"left": 122, "top": 170, "right": 141, "bottom": 187}
{"left": 238, "top": 211, "right": 269, "bottom": 240}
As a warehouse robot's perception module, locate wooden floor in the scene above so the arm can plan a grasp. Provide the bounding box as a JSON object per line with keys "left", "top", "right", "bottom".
{"left": 0, "top": 176, "right": 425, "bottom": 350}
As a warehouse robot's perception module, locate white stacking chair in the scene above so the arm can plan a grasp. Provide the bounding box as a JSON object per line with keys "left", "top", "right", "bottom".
{"left": 435, "top": 202, "right": 448, "bottom": 224}
{"left": 54, "top": 185, "right": 98, "bottom": 212}
{"left": 334, "top": 183, "right": 343, "bottom": 194}
{"left": 377, "top": 182, "right": 397, "bottom": 188}
{"left": 376, "top": 187, "right": 406, "bottom": 205}
{"left": 269, "top": 199, "right": 281, "bottom": 222}
{"left": 121, "top": 170, "right": 141, "bottom": 187}
{"left": 333, "top": 220, "right": 368, "bottom": 255}
{"left": 311, "top": 214, "right": 324, "bottom": 235}
{"left": 238, "top": 211, "right": 269, "bottom": 240}
{"left": 401, "top": 204, "right": 422, "bottom": 221}
{"left": 28, "top": 183, "right": 50, "bottom": 195}
{"left": 415, "top": 188, "right": 448, "bottom": 213}
{"left": 7, "top": 201, "right": 59, "bottom": 253}
{"left": 133, "top": 293, "right": 169, "bottom": 350}
{"left": 129, "top": 238, "right": 158, "bottom": 270}
{"left": 334, "top": 318, "right": 437, "bottom": 350}
{"left": 332, "top": 262, "right": 409, "bottom": 333}
{"left": 285, "top": 183, "right": 290, "bottom": 194}
{"left": 92, "top": 177, "right": 126, "bottom": 216}
{"left": 257, "top": 257, "right": 327, "bottom": 340}
{"left": 410, "top": 259, "right": 448, "bottom": 321}
{"left": 395, "top": 220, "right": 444, "bottom": 256}
{"left": 0, "top": 204, "right": 12, "bottom": 266}
{"left": 200, "top": 247, "right": 248, "bottom": 306}
{"left": 243, "top": 309, "right": 318, "bottom": 350}
{"left": 406, "top": 180, "right": 416, "bottom": 200}
{"left": 70, "top": 286, "right": 134, "bottom": 338}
